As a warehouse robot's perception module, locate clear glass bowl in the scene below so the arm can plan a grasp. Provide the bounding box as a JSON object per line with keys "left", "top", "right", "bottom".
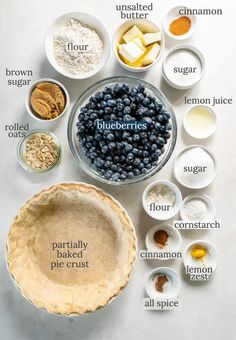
{"left": 17, "top": 129, "right": 61, "bottom": 173}
{"left": 67, "top": 76, "right": 177, "bottom": 185}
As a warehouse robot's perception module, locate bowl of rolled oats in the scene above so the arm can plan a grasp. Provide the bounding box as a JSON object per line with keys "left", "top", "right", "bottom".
{"left": 17, "top": 130, "right": 61, "bottom": 173}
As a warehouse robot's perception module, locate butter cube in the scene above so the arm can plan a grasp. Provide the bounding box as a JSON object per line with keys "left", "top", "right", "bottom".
{"left": 143, "top": 32, "right": 162, "bottom": 46}
{"left": 119, "top": 41, "right": 145, "bottom": 63}
{"left": 122, "top": 25, "right": 143, "bottom": 43}
{"left": 142, "top": 43, "right": 160, "bottom": 66}
{"left": 132, "top": 37, "right": 146, "bottom": 51}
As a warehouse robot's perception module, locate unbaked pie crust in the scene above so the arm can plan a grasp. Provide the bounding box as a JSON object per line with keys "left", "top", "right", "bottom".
{"left": 6, "top": 183, "right": 137, "bottom": 315}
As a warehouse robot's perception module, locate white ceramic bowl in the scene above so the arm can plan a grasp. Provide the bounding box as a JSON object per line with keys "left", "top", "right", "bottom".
{"left": 113, "top": 19, "right": 165, "bottom": 73}
{"left": 173, "top": 145, "right": 217, "bottom": 189}
{"left": 45, "top": 12, "right": 111, "bottom": 79}
{"left": 162, "top": 44, "right": 205, "bottom": 90}
{"left": 25, "top": 78, "right": 70, "bottom": 123}
{"left": 184, "top": 105, "right": 217, "bottom": 139}
{"left": 145, "top": 224, "right": 182, "bottom": 258}
{"left": 164, "top": 6, "right": 197, "bottom": 41}
{"left": 145, "top": 267, "right": 181, "bottom": 299}
{"left": 180, "top": 194, "right": 216, "bottom": 222}
{"left": 183, "top": 240, "right": 218, "bottom": 271}
{"left": 142, "top": 180, "right": 182, "bottom": 220}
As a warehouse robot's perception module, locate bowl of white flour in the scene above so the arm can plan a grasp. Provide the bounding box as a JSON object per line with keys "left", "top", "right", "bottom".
{"left": 45, "top": 12, "right": 111, "bottom": 79}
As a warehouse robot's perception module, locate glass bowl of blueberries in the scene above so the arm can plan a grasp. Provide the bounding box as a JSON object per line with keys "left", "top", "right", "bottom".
{"left": 67, "top": 76, "right": 177, "bottom": 185}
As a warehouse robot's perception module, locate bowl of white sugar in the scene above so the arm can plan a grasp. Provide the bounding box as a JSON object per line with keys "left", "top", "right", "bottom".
{"left": 45, "top": 12, "right": 111, "bottom": 79}
{"left": 162, "top": 45, "right": 205, "bottom": 89}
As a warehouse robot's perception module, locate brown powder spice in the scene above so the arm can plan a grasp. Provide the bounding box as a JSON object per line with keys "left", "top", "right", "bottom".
{"left": 169, "top": 16, "right": 191, "bottom": 36}
{"left": 155, "top": 274, "right": 168, "bottom": 292}
{"left": 154, "top": 229, "right": 169, "bottom": 247}
{"left": 24, "top": 132, "right": 59, "bottom": 170}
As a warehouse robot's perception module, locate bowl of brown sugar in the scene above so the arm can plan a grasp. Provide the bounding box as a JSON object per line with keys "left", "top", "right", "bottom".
{"left": 25, "top": 78, "right": 70, "bottom": 123}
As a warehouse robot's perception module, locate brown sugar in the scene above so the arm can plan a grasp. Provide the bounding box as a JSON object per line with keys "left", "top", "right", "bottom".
{"left": 30, "top": 82, "right": 66, "bottom": 120}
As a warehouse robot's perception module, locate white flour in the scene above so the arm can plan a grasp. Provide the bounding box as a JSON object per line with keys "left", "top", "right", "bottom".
{"left": 147, "top": 184, "right": 176, "bottom": 206}
{"left": 53, "top": 18, "right": 104, "bottom": 75}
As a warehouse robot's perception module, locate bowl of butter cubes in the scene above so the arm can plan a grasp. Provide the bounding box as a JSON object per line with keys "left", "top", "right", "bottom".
{"left": 113, "top": 19, "right": 165, "bottom": 72}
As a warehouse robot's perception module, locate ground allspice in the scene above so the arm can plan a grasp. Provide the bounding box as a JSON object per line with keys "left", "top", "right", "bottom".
{"left": 170, "top": 16, "right": 191, "bottom": 36}
{"left": 155, "top": 274, "right": 168, "bottom": 292}
{"left": 154, "top": 230, "right": 169, "bottom": 247}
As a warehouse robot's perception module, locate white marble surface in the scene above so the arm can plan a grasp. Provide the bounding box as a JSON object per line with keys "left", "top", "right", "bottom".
{"left": 0, "top": 0, "right": 235, "bottom": 339}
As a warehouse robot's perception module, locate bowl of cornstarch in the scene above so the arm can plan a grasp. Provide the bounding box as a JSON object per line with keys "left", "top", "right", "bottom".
{"left": 45, "top": 12, "right": 111, "bottom": 79}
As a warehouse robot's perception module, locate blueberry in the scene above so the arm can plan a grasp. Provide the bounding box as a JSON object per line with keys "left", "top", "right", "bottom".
{"left": 110, "top": 173, "right": 119, "bottom": 181}
{"left": 122, "top": 133, "right": 129, "bottom": 141}
{"left": 114, "top": 84, "right": 123, "bottom": 96}
{"left": 107, "top": 99, "right": 116, "bottom": 107}
{"left": 133, "top": 169, "right": 141, "bottom": 176}
{"left": 123, "top": 106, "right": 131, "bottom": 115}
{"left": 104, "top": 171, "right": 112, "bottom": 180}
{"left": 117, "top": 103, "right": 124, "bottom": 111}
{"left": 107, "top": 133, "right": 114, "bottom": 141}
{"left": 81, "top": 107, "right": 88, "bottom": 114}
{"left": 104, "top": 161, "right": 112, "bottom": 168}
{"left": 143, "top": 157, "right": 150, "bottom": 165}
{"left": 104, "top": 107, "right": 112, "bottom": 114}
{"left": 157, "top": 115, "right": 164, "bottom": 123}
{"left": 151, "top": 144, "right": 157, "bottom": 152}
{"left": 134, "top": 158, "right": 141, "bottom": 166}
{"left": 104, "top": 94, "right": 112, "bottom": 100}
{"left": 123, "top": 114, "right": 131, "bottom": 121}
{"left": 165, "top": 123, "right": 172, "bottom": 131}
{"left": 95, "top": 158, "right": 104, "bottom": 168}
{"left": 123, "top": 98, "right": 131, "bottom": 106}
{"left": 125, "top": 144, "right": 133, "bottom": 152}
{"left": 122, "top": 83, "right": 130, "bottom": 93}
{"left": 107, "top": 142, "right": 116, "bottom": 150}
{"left": 95, "top": 92, "right": 103, "bottom": 100}
{"left": 137, "top": 84, "right": 145, "bottom": 93}
{"left": 137, "top": 93, "right": 144, "bottom": 102}
{"left": 156, "top": 137, "right": 165, "bottom": 145}
{"left": 111, "top": 164, "right": 118, "bottom": 171}
{"left": 133, "top": 148, "right": 139, "bottom": 155}
{"left": 127, "top": 172, "right": 134, "bottom": 179}
{"left": 101, "top": 101, "right": 107, "bottom": 108}
{"left": 95, "top": 133, "right": 102, "bottom": 141}
{"left": 101, "top": 145, "right": 108, "bottom": 154}
{"left": 121, "top": 172, "right": 127, "bottom": 180}
{"left": 142, "top": 98, "right": 150, "bottom": 106}
{"left": 133, "top": 134, "right": 140, "bottom": 142}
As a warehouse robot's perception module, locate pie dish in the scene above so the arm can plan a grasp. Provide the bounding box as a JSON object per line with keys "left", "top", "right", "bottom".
{"left": 6, "top": 182, "right": 137, "bottom": 315}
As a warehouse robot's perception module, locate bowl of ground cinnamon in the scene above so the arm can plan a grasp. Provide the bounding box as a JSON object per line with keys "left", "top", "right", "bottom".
{"left": 145, "top": 224, "right": 182, "bottom": 259}
{"left": 164, "top": 6, "right": 197, "bottom": 41}
{"left": 25, "top": 78, "right": 70, "bottom": 123}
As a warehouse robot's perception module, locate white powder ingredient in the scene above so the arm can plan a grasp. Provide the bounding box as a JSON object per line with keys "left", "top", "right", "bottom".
{"left": 164, "top": 49, "right": 202, "bottom": 87}
{"left": 53, "top": 18, "right": 104, "bottom": 75}
{"left": 147, "top": 184, "right": 176, "bottom": 206}
{"left": 175, "top": 147, "right": 215, "bottom": 187}
{"left": 183, "top": 198, "right": 208, "bottom": 221}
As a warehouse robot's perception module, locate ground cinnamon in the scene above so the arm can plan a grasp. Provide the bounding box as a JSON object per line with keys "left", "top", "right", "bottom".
{"left": 154, "top": 230, "right": 169, "bottom": 247}
{"left": 170, "top": 16, "right": 191, "bottom": 36}
{"left": 155, "top": 274, "right": 168, "bottom": 292}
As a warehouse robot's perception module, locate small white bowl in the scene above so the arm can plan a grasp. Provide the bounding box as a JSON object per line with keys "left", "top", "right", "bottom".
{"left": 145, "top": 267, "right": 181, "bottom": 299}
{"left": 162, "top": 44, "right": 205, "bottom": 90}
{"left": 142, "top": 180, "right": 182, "bottom": 221}
{"left": 164, "top": 6, "right": 197, "bottom": 41}
{"left": 180, "top": 194, "right": 216, "bottom": 222}
{"left": 145, "top": 224, "right": 182, "bottom": 258}
{"left": 113, "top": 19, "right": 165, "bottom": 73}
{"left": 45, "top": 12, "right": 111, "bottom": 79}
{"left": 184, "top": 105, "right": 217, "bottom": 139}
{"left": 183, "top": 240, "right": 218, "bottom": 271}
{"left": 25, "top": 78, "right": 70, "bottom": 123}
{"left": 173, "top": 145, "right": 217, "bottom": 189}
